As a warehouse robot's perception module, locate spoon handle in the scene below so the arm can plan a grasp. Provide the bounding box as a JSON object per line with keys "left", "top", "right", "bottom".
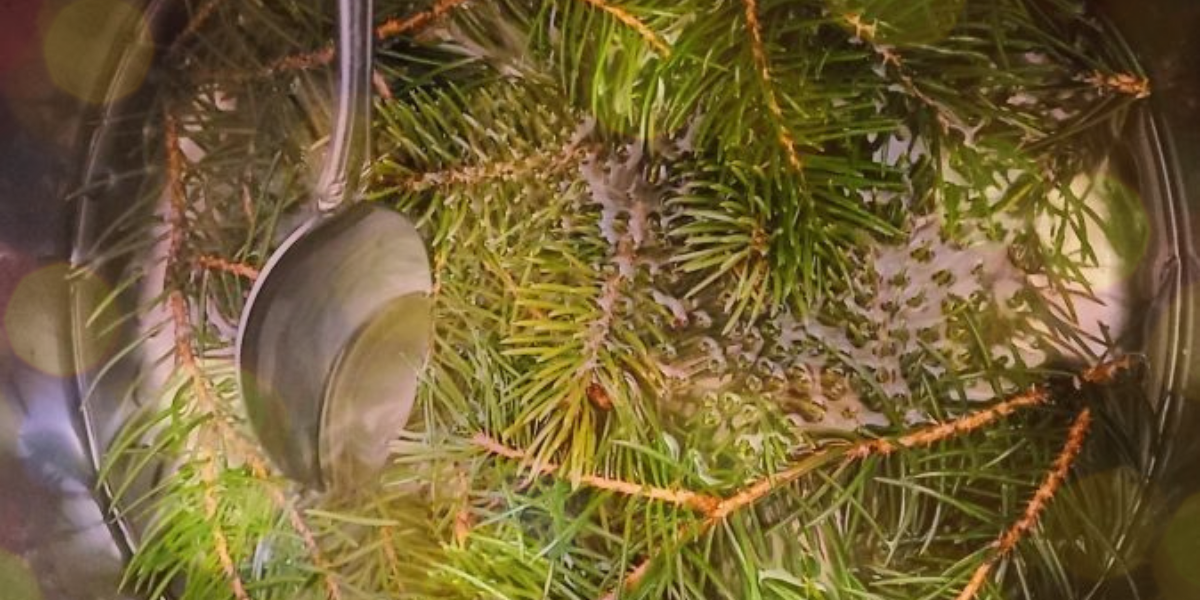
{"left": 316, "top": 0, "right": 374, "bottom": 212}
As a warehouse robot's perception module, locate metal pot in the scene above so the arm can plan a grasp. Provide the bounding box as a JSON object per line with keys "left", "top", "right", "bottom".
{"left": 0, "top": 0, "right": 1198, "bottom": 598}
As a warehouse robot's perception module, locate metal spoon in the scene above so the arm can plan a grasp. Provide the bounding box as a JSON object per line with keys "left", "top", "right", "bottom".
{"left": 236, "top": 0, "right": 431, "bottom": 491}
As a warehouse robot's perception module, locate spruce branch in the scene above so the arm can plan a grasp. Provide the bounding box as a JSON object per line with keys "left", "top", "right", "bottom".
{"left": 599, "top": 356, "right": 1132, "bottom": 598}
{"left": 740, "top": 0, "right": 803, "bottom": 171}
{"left": 380, "top": 138, "right": 593, "bottom": 193}
{"left": 375, "top": 0, "right": 476, "bottom": 40}
{"left": 258, "top": 0, "right": 476, "bottom": 80}
{"left": 170, "top": 0, "right": 229, "bottom": 57}
{"left": 471, "top": 433, "right": 722, "bottom": 513}
{"left": 379, "top": 524, "right": 405, "bottom": 581}
{"left": 164, "top": 112, "right": 259, "bottom": 454}
{"left": 163, "top": 106, "right": 347, "bottom": 600}
{"left": 578, "top": 0, "right": 671, "bottom": 57}
{"left": 281, "top": 490, "right": 344, "bottom": 600}
{"left": 94, "top": 2, "right": 1162, "bottom": 598}
{"left": 200, "top": 453, "right": 252, "bottom": 600}
{"left": 261, "top": 45, "right": 336, "bottom": 79}
{"left": 954, "top": 407, "right": 1094, "bottom": 600}
{"left": 164, "top": 112, "right": 189, "bottom": 277}
{"left": 1086, "top": 70, "right": 1151, "bottom": 99}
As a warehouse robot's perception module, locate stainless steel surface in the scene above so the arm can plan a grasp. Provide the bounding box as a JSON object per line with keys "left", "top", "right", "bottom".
{"left": 237, "top": 204, "right": 431, "bottom": 490}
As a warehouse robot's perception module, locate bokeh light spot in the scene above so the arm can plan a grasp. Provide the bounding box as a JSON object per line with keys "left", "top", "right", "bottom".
{"left": 0, "top": 550, "right": 42, "bottom": 600}
{"left": 1154, "top": 492, "right": 1200, "bottom": 599}
{"left": 42, "top": 0, "right": 153, "bottom": 104}
{"left": 3, "top": 263, "right": 119, "bottom": 377}
{"left": 0, "top": 0, "right": 43, "bottom": 75}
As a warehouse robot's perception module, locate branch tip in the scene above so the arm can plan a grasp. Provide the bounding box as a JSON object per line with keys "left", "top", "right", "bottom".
{"left": 741, "top": 0, "right": 803, "bottom": 170}
{"left": 579, "top": 0, "right": 671, "bottom": 57}
{"left": 954, "top": 408, "right": 1093, "bottom": 600}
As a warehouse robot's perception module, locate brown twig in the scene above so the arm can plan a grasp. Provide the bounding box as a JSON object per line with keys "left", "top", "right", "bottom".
{"left": 260, "top": 45, "right": 336, "bottom": 79}
{"left": 598, "top": 557, "right": 652, "bottom": 600}
{"left": 712, "top": 386, "right": 1051, "bottom": 519}
{"left": 1081, "top": 354, "right": 1138, "bottom": 384}
{"left": 843, "top": 12, "right": 878, "bottom": 42}
{"left": 280, "top": 488, "right": 344, "bottom": 600}
{"left": 167, "top": 108, "right": 342, "bottom": 600}
{"left": 201, "top": 454, "right": 251, "bottom": 600}
{"left": 742, "top": 0, "right": 803, "bottom": 171}
{"left": 376, "top": 0, "right": 474, "bottom": 40}
{"left": 453, "top": 508, "right": 475, "bottom": 545}
{"left": 384, "top": 141, "right": 592, "bottom": 193}
{"left": 196, "top": 255, "right": 260, "bottom": 280}
{"left": 596, "top": 357, "right": 1132, "bottom": 599}
{"left": 1086, "top": 71, "right": 1151, "bottom": 99}
{"left": 579, "top": 0, "right": 671, "bottom": 57}
{"left": 254, "top": 0, "right": 473, "bottom": 80}
{"left": 471, "top": 433, "right": 722, "bottom": 514}
{"left": 372, "top": 70, "right": 394, "bottom": 101}
{"left": 954, "top": 407, "right": 1093, "bottom": 600}
{"left": 164, "top": 113, "right": 189, "bottom": 269}
{"left": 380, "top": 525, "right": 405, "bottom": 580}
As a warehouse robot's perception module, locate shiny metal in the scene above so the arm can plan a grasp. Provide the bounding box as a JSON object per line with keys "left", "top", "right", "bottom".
{"left": 235, "top": 0, "right": 432, "bottom": 491}
{"left": 237, "top": 205, "right": 431, "bottom": 489}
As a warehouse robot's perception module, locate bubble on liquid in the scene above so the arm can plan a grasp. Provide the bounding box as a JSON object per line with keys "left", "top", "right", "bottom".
{"left": 736, "top": 433, "right": 764, "bottom": 458}
{"left": 786, "top": 362, "right": 815, "bottom": 387}
{"left": 719, "top": 391, "right": 741, "bottom": 413}
{"left": 42, "top": 0, "right": 154, "bottom": 104}
{"left": 744, "top": 374, "right": 763, "bottom": 393}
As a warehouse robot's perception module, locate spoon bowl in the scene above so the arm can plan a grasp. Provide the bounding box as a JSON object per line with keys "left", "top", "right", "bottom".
{"left": 237, "top": 204, "right": 431, "bottom": 490}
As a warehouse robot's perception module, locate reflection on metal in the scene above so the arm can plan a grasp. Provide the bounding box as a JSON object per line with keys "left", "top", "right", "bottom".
{"left": 1, "top": 254, "right": 130, "bottom": 600}
{"left": 41, "top": 0, "right": 154, "bottom": 104}
{"left": 237, "top": 205, "right": 431, "bottom": 490}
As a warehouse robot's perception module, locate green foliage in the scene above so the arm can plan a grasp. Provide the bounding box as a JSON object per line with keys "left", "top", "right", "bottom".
{"left": 78, "top": 0, "right": 1172, "bottom": 599}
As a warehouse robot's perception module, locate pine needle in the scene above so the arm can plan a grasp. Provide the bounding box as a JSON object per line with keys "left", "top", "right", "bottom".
{"left": 578, "top": 0, "right": 671, "bottom": 57}
{"left": 954, "top": 407, "right": 1094, "bottom": 600}
{"left": 741, "top": 0, "right": 803, "bottom": 171}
